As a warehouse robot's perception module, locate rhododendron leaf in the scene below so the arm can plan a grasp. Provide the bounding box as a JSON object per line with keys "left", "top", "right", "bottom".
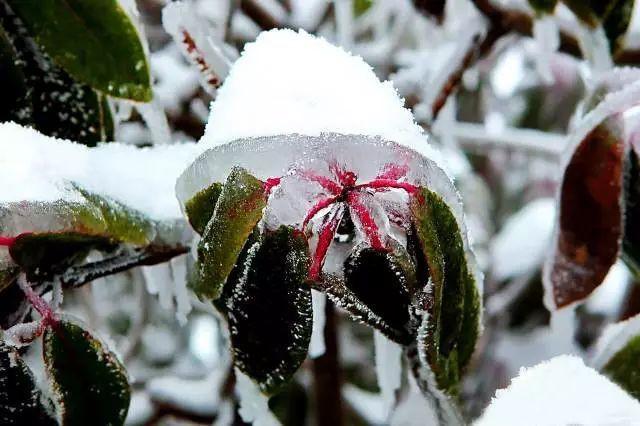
{"left": 0, "top": 6, "right": 114, "bottom": 145}
{"left": 623, "top": 147, "right": 640, "bottom": 275}
{"left": 195, "top": 167, "right": 266, "bottom": 300}
{"left": 602, "top": 333, "right": 640, "bottom": 400}
{"left": 409, "top": 187, "right": 481, "bottom": 396}
{"left": 226, "top": 226, "right": 312, "bottom": 394}
{"left": 0, "top": 343, "right": 56, "bottom": 426}
{"left": 546, "top": 116, "right": 625, "bottom": 308}
{"left": 43, "top": 318, "right": 130, "bottom": 425}
{"left": 7, "top": 0, "right": 151, "bottom": 101}
{"left": 341, "top": 243, "right": 416, "bottom": 344}
{"left": 10, "top": 232, "right": 118, "bottom": 283}
{"left": 184, "top": 182, "right": 223, "bottom": 235}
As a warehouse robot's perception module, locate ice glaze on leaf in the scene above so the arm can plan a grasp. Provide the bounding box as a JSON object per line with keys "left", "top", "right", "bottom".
{"left": 43, "top": 318, "right": 130, "bottom": 425}
{"left": 342, "top": 243, "right": 416, "bottom": 344}
{"left": 546, "top": 117, "right": 626, "bottom": 308}
{"left": 6, "top": 0, "right": 151, "bottom": 101}
{"left": 184, "top": 182, "right": 223, "bottom": 235}
{"left": 602, "top": 334, "right": 640, "bottom": 400}
{"left": 623, "top": 147, "right": 640, "bottom": 275}
{"left": 226, "top": 226, "right": 312, "bottom": 394}
{"left": 409, "top": 187, "right": 481, "bottom": 396}
{"left": 196, "top": 167, "right": 267, "bottom": 300}
{"left": 0, "top": 343, "right": 56, "bottom": 426}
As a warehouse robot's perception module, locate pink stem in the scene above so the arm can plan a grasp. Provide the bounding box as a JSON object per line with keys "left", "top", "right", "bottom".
{"left": 299, "top": 170, "right": 342, "bottom": 196}
{"left": 302, "top": 195, "right": 339, "bottom": 231}
{"left": 376, "top": 163, "right": 409, "bottom": 180}
{"left": 263, "top": 177, "right": 282, "bottom": 195}
{"left": 347, "top": 192, "right": 385, "bottom": 251}
{"left": 309, "top": 206, "right": 344, "bottom": 280}
{"left": 355, "top": 179, "right": 419, "bottom": 194}
{"left": 17, "top": 276, "right": 58, "bottom": 326}
{"left": 0, "top": 236, "right": 16, "bottom": 247}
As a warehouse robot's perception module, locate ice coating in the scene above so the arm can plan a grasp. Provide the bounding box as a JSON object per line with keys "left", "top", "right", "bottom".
{"left": 0, "top": 122, "right": 200, "bottom": 221}
{"left": 476, "top": 355, "right": 640, "bottom": 426}
{"left": 591, "top": 313, "right": 640, "bottom": 370}
{"left": 200, "top": 29, "right": 445, "bottom": 165}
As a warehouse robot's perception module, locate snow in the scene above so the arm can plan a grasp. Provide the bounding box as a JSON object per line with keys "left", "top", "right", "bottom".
{"left": 476, "top": 355, "right": 640, "bottom": 426}
{"left": 200, "top": 29, "right": 444, "bottom": 164}
{"left": 592, "top": 313, "right": 640, "bottom": 370}
{"left": 489, "top": 198, "right": 555, "bottom": 282}
{"left": 532, "top": 16, "right": 559, "bottom": 85}
{"left": 309, "top": 290, "right": 327, "bottom": 358}
{"left": 373, "top": 330, "right": 402, "bottom": 418}
{"left": 235, "top": 369, "right": 280, "bottom": 426}
{"left": 147, "top": 371, "right": 226, "bottom": 417}
{"left": 0, "top": 122, "right": 200, "bottom": 221}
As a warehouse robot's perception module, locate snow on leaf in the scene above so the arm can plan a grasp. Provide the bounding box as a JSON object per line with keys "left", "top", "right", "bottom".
{"left": 226, "top": 226, "right": 312, "bottom": 394}
{"left": 6, "top": 0, "right": 152, "bottom": 101}
{"left": 544, "top": 116, "right": 626, "bottom": 309}
{"left": 476, "top": 355, "right": 640, "bottom": 426}
{"left": 195, "top": 166, "right": 266, "bottom": 301}
{"left": 0, "top": 343, "right": 57, "bottom": 426}
{"left": 43, "top": 316, "right": 131, "bottom": 425}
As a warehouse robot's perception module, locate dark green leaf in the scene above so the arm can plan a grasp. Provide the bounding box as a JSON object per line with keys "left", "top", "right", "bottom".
{"left": 184, "top": 182, "right": 223, "bottom": 235}
{"left": 602, "top": 333, "right": 640, "bottom": 400}
{"left": 7, "top": 0, "right": 151, "bottom": 101}
{"left": 0, "top": 23, "right": 30, "bottom": 123}
{"left": 0, "top": 4, "right": 114, "bottom": 145}
{"left": 547, "top": 117, "right": 625, "bottom": 307}
{"left": 623, "top": 147, "right": 640, "bottom": 275}
{"left": 227, "top": 226, "right": 312, "bottom": 394}
{"left": 196, "top": 167, "right": 267, "bottom": 300}
{"left": 43, "top": 318, "right": 130, "bottom": 425}
{"left": 0, "top": 343, "right": 57, "bottom": 426}
{"left": 409, "top": 187, "right": 481, "bottom": 395}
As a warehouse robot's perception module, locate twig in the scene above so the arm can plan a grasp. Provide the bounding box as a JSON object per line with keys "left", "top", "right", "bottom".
{"left": 240, "top": 0, "right": 284, "bottom": 30}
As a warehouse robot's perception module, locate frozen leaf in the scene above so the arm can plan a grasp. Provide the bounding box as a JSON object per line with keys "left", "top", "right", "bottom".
{"left": 7, "top": 0, "right": 151, "bottom": 101}
{"left": 342, "top": 243, "right": 416, "bottom": 344}
{"left": 0, "top": 5, "right": 114, "bottom": 145}
{"left": 184, "top": 182, "right": 223, "bottom": 235}
{"left": 409, "top": 187, "right": 481, "bottom": 396}
{"left": 226, "top": 226, "right": 312, "bottom": 394}
{"left": 0, "top": 343, "right": 56, "bottom": 426}
{"left": 195, "top": 167, "right": 266, "bottom": 300}
{"left": 43, "top": 317, "right": 130, "bottom": 425}
{"left": 545, "top": 116, "right": 626, "bottom": 308}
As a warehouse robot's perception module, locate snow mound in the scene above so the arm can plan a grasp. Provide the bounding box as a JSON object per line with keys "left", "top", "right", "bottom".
{"left": 476, "top": 355, "right": 640, "bottom": 426}
{"left": 201, "top": 29, "right": 441, "bottom": 162}
{"left": 0, "top": 122, "right": 200, "bottom": 220}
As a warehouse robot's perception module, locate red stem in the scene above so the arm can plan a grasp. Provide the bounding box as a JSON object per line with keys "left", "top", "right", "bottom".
{"left": 376, "top": 163, "right": 409, "bottom": 180}
{"left": 309, "top": 206, "right": 344, "bottom": 280}
{"left": 17, "top": 276, "right": 57, "bottom": 326}
{"left": 356, "top": 179, "right": 419, "bottom": 194}
{"left": 347, "top": 192, "right": 385, "bottom": 251}
{"left": 263, "top": 177, "right": 282, "bottom": 195}
{"left": 0, "top": 236, "right": 16, "bottom": 247}
{"left": 299, "top": 170, "right": 342, "bottom": 196}
{"left": 302, "top": 195, "right": 339, "bottom": 231}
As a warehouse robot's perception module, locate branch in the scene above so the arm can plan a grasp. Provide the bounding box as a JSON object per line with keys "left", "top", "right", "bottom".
{"left": 240, "top": 0, "right": 285, "bottom": 30}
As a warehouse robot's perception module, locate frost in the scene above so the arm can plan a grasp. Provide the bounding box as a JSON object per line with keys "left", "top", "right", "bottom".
{"left": 0, "top": 122, "right": 200, "bottom": 220}
{"left": 373, "top": 330, "right": 402, "bottom": 418}
{"left": 476, "top": 355, "right": 640, "bottom": 426}
{"left": 2, "top": 321, "right": 41, "bottom": 348}
{"left": 490, "top": 198, "right": 555, "bottom": 282}
{"left": 309, "top": 289, "right": 326, "bottom": 359}
{"left": 234, "top": 369, "right": 280, "bottom": 426}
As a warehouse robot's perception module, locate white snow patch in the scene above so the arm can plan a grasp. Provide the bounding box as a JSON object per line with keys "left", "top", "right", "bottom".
{"left": 374, "top": 330, "right": 402, "bottom": 418}
{"left": 476, "top": 355, "right": 640, "bottom": 426}
{"left": 235, "top": 369, "right": 280, "bottom": 426}
{"left": 309, "top": 290, "right": 327, "bottom": 359}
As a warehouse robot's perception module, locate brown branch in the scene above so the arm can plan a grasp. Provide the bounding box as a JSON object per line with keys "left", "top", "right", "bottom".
{"left": 241, "top": 0, "right": 284, "bottom": 30}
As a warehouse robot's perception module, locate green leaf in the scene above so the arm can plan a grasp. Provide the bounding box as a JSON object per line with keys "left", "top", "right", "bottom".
{"left": 0, "top": 343, "right": 57, "bottom": 426}
{"left": 226, "top": 226, "right": 312, "bottom": 394}
{"left": 0, "top": 5, "right": 114, "bottom": 145}
{"left": 341, "top": 242, "right": 416, "bottom": 344}
{"left": 43, "top": 317, "right": 130, "bottom": 425}
{"left": 409, "top": 187, "right": 481, "bottom": 396}
{"left": 184, "top": 182, "right": 223, "bottom": 235}
{"left": 195, "top": 167, "right": 267, "bottom": 300}
{"left": 602, "top": 333, "right": 640, "bottom": 400}
{"left": 7, "top": 0, "right": 151, "bottom": 101}
{"left": 546, "top": 117, "right": 625, "bottom": 307}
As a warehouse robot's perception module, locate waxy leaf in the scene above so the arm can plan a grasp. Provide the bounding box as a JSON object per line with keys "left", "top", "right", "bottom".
{"left": 602, "top": 334, "right": 640, "bottom": 400}
{"left": 7, "top": 0, "right": 151, "bottom": 101}
{"left": 226, "top": 226, "right": 312, "bottom": 394}
{"left": 0, "top": 3, "right": 114, "bottom": 145}
{"left": 0, "top": 343, "right": 56, "bottom": 425}
{"left": 546, "top": 117, "right": 626, "bottom": 308}
{"left": 43, "top": 318, "right": 130, "bottom": 425}
{"left": 409, "top": 187, "right": 481, "bottom": 395}
{"left": 184, "top": 182, "right": 223, "bottom": 235}
{"left": 196, "top": 167, "right": 267, "bottom": 300}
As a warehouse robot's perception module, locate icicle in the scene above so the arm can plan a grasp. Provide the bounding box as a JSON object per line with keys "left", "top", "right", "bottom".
{"left": 136, "top": 100, "right": 172, "bottom": 145}
{"left": 235, "top": 369, "right": 280, "bottom": 426}
{"left": 533, "top": 15, "right": 559, "bottom": 85}
{"left": 576, "top": 24, "right": 613, "bottom": 73}
{"left": 333, "top": 0, "right": 355, "bottom": 48}
{"left": 374, "top": 330, "right": 403, "bottom": 418}
{"left": 309, "top": 290, "right": 326, "bottom": 358}
{"left": 142, "top": 264, "right": 174, "bottom": 311}
{"left": 171, "top": 255, "right": 192, "bottom": 326}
